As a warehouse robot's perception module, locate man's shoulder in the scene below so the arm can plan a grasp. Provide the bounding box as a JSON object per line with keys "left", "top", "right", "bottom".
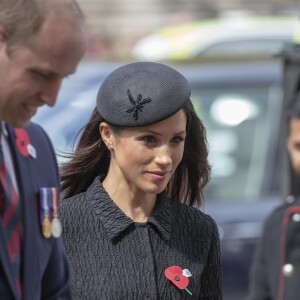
{"left": 6, "top": 122, "right": 51, "bottom": 147}
{"left": 273, "top": 196, "right": 300, "bottom": 212}
{"left": 27, "top": 122, "right": 48, "bottom": 139}
{"left": 27, "top": 122, "right": 55, "bottom": 152}
{"left": 266, "top": 196, "right": 300, "bottom": 224}
{"left": 6, "top": 121, "right": 45, "bottom": 136}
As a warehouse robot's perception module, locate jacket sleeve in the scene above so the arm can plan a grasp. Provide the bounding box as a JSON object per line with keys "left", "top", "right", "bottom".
{"left": 41, "top": 238, "right": 72, "bottom": 300}
{"left": 245, "top": 215, "right": 274, "bottom": 300}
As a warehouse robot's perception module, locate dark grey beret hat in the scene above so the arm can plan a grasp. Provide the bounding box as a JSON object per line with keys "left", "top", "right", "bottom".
{"left": 96, "top": 61, "right": 191, "bottom": 126}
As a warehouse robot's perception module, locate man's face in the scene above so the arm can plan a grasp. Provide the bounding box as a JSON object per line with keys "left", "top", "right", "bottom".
{"left": 287, "top": 118, "right": 300, "bottom": 175}
{"left": 0, "top": 13, "right": 85, "bottom": 128}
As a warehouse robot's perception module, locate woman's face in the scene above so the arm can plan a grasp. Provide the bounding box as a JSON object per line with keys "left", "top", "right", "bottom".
{"left": 106, "top": 109, "right": 187, "bottom": 195}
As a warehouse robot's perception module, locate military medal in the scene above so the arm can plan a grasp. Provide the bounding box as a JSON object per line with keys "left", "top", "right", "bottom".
{"left": 50, "top": 187, "right": 62, "bottom": 238}
{"left": 42, "top": 212, "right": 52, "bottom": 238}
{"left": 40, "top": 188, "right": 52, "bottom": 239}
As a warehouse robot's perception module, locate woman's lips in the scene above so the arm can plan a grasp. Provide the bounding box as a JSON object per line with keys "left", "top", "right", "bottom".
{"left": 147, "top": 171, "right": 170, "bottom": 181}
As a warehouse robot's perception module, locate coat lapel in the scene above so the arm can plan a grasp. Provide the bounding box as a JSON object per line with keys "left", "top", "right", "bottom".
{"left": 6, "top": 126, "right": 38, "bottom": 299}
{"left": 0, "top": 222, "right": 19, "bottom": 299}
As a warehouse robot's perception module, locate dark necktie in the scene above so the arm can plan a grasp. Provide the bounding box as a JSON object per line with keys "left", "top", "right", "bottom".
{"left": 0, "top": 132, "right": 22, "bottom": 296}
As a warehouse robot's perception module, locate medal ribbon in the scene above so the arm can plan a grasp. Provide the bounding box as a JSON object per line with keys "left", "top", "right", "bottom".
{"left": 51, "top": 187, "right": 58, "bottom": 214}
{"left": 42, "top": 188, "right": 50, "bottom": 217}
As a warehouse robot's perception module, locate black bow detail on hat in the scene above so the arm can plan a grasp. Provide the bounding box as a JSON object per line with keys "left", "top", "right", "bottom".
{"left": 126, "top": 89, "right": 152, "bottom": 121}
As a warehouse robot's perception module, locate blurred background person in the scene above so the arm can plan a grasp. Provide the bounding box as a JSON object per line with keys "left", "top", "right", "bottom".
{"left": 0, "top": 0, "right": 85, "bottom": 299}
{"left": 246, "top": 94, "right": 300, "bottom": 300}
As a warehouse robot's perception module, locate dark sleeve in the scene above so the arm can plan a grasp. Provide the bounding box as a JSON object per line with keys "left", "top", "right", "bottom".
{"left": 41, "top": 238, "right": 72, "bottom": 300}
{"left": 200, "top": 217, "right": 223, "bottom": 300}
{"left": 245, "top": 215, "right": 274, "bottom": 300}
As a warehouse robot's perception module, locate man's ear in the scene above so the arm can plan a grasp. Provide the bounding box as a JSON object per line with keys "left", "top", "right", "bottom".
{"left": 0, "top": 25, "right": 5, "bottom": 42}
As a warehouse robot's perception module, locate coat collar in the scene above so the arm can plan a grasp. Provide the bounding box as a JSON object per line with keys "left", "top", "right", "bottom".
{"left": 87, "top": 177, "right": 172, "bottom": 242}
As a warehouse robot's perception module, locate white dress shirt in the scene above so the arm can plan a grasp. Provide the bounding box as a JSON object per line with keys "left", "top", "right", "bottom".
{"left": 1, "top": 122, "right": 19, "bottom": 196}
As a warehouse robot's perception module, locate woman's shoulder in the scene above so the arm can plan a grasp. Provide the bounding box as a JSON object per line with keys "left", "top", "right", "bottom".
{"left": 60, "top": 191, "right": 87, "bottom": 214}
{"left": 60, "top": 177, "right": 101, "bottom": 211}
{"left": 163, "top": 199, "right": 219, "bottom": 244}
{"left": 168, "top": 198, "right": 217, "bottom": 229}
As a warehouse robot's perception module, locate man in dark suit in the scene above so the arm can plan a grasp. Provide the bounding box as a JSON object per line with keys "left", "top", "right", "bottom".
{"left": 246, "top": 96, "right": 300, "bottom": 300}
{"left": 0, "top": 0, "right": 85, "bottom": 299}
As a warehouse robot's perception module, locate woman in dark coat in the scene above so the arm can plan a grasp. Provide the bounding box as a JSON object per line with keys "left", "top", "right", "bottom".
{"left": 60, "top": 61, "right": 222, "bottom": 300}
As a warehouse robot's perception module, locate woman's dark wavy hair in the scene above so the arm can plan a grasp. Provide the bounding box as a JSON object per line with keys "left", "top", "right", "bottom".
{"left": 60, "top": 100, "right": 211, "bottom": 207}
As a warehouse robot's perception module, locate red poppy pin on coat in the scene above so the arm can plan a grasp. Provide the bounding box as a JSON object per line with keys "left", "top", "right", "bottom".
{"left": 15, "top": 128, "right": 36, "bottom": 159}
{"left": 165, "top": 266, "right": 192, "bottom": 295}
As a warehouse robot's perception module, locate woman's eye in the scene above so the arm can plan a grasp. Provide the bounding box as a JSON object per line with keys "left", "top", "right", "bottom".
{"left": 142, "top": 136, "right": 155, "bottom": 143}
{"left": 171, "top": 136, "right": 184, "bottom": 143}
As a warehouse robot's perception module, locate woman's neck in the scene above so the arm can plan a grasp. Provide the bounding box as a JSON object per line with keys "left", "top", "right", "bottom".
{"left": 102, "top": 177, "right": 157, "bottom": 223}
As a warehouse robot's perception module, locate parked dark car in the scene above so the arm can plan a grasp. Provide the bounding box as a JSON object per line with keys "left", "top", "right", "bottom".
{"left": 33, "top": 59, "right": 284, "bottom": 300}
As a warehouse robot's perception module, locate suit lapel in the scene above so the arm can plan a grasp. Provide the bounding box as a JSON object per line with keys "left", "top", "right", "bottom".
{"left": 0, "top": 221, "right": 19, "bottom": 299}
{"left": 6, "top": 126, "right": 37, "bottom": 299}
{"left": 0, "top": 127, "right": 22, "bottom": 300}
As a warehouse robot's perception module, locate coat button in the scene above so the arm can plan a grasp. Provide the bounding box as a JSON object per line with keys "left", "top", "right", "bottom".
{"left": 292, "top": 213, "right": 300, "bottom": 222}
{"left": 286, "top": 195, "right": 295, "bottom": 203}
{"left": 282, "top": 264, "right": 294, "bottom": 277}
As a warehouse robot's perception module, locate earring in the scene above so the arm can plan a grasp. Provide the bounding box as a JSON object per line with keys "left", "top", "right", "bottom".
{"left": 104, "top": 139, "right": 112, "bottom": 151}
{"left": 105, "top": 143, "right": 112, "bottom": 151}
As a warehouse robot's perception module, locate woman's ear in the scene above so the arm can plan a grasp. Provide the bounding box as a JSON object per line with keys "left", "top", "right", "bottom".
{"left": 99, "top": 122, "right": 113, "bottom": 149}
{"left": 0, "top": 25, "right": 9, "bottom": 57}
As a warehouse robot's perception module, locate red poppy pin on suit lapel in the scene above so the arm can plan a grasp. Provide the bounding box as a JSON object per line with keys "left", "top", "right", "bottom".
{"left": 165, "top": 266, "right": 193, "bottom": 295}
{"left": 15, "top": 128, "right": 36, "bottom": 159}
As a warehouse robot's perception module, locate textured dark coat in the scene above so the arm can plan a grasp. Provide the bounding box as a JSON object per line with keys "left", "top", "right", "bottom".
{"left": 61, "top": 177, "right": 222, "bottom": 300}
{"left": 246, "top": 197, "right": 300, "bottom": 300}
{"left": 0, "top": 123, "right": 71, "bottom": 300}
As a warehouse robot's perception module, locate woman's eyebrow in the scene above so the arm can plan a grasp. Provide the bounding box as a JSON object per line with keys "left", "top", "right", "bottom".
{"left": 136, "top": 129, "right": 186, "bottom": 135}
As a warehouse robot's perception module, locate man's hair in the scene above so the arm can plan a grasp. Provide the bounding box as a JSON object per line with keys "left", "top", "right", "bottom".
{"left": 285, "top": 91, "right": 300, "bottom": 195}
{"left": 286, "top": 92, "right": 300, "bottom": 134}
{"left": 0, "top": 0, "right": 84, "bottom": 53}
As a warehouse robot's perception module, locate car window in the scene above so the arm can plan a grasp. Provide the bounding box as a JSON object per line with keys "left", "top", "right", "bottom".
{"left": 197, "top": 38, "right": 290, "bottom": 58}
{"left": 191, "top": 83, "right": 282, "bottom": 201}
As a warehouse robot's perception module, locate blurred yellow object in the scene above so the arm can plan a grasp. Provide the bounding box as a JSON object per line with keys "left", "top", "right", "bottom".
{"left": 132, "top": 15, "right": 300, "bottom": 61}
{"left": 293, "top": 19, "right": 300, "bottom": 44}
